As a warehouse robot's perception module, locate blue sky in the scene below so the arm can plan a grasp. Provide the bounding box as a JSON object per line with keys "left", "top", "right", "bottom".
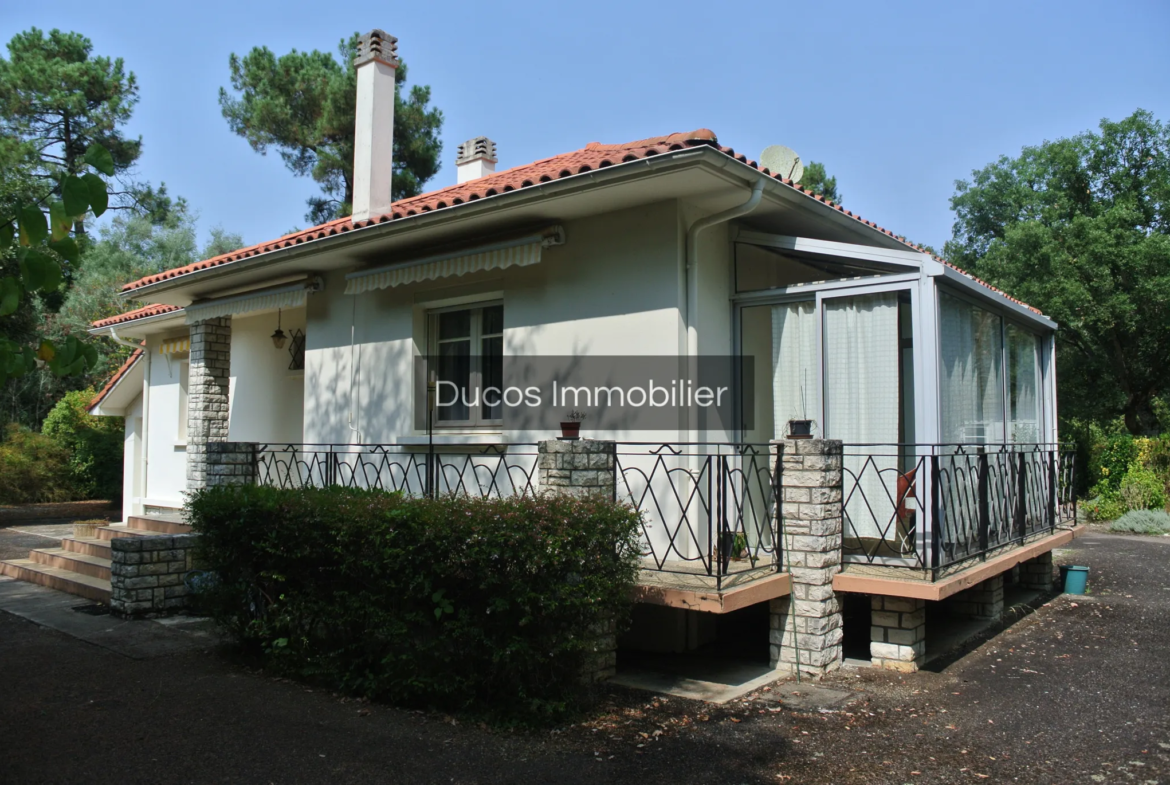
{"left": 4, "top": 0, "right": 1168, "bottom": 253}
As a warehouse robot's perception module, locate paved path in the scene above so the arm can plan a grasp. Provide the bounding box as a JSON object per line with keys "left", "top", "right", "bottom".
{"left": 0, "top": 531, "right": 1166, "bottom": 784}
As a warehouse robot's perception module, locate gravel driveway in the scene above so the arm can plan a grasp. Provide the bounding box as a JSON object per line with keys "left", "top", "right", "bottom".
{"left": 0, "top": 530, "right": 1166, "bottom": 784}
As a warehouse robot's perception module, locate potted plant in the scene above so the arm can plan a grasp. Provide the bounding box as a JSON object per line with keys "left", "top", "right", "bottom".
{"left": 72, "top": 519, "right": 105, "bottom": 539}
{"left": 560, "top": 409, "right": 587, "bottom": 439}
{"left": 787, "top": 418, "right": 814, "bottom": 439}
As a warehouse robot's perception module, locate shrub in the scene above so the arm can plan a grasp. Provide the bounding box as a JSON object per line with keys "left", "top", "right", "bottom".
{"left": 1119, "top": 462, "right": 1167, "bottom": 511}
{"left": 188, "top": 485, "right": 643, "bottom": 723}
{"left": 1083, "top": 493, "right": 1127, "bottom": 522}
{"left": 1109, "top": 509, "right": 1170, "bottom": 535}
{"left": 1088, "top": 432, "right": 1138, "bottom": 494}
{"left": 0, "top": 425, "right": 77, "bottom": 504}
{"left": 42, "top": 389, "right": 124, "bottom": 502}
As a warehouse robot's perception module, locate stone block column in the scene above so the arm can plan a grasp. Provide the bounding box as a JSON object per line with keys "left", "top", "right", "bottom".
{"left": 871, "top": 596, "right": 927, "bottom": 671}
{"left": 537, "top": 439, "right": 616, "bottom": 498}
{"left": 1019, "top": 551, "right": 1055, "bottom": 591}
{"left": 947, "top": 575, "right": 1005, "bottom": 620}
{"left": 205, "top": 442, "right": 258, "bottom": 487}
{"left": 186, "top": 317, "right": 231, "bottom": 490}
{"left": 538, "top": 438, "right": 618, "bottom": 682}
{"left": 769, "top": 439, "right": 844, "bottom": 677}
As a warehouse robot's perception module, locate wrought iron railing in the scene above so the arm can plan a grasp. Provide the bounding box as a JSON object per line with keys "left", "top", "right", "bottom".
{"left": 614, "top": 443, "right": 780, "bottom": 589}
{"left": 254, "top": 443, "right": 540, "bottom": 499}
{"left": 841, "top": 443, "right": 1076, "bottom": 573}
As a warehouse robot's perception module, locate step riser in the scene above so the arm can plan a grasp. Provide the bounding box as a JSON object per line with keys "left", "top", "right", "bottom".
{"left": 29, "top": 550, "right": 111, "bottom": 581}
{"left": 61, "top": 538, "right": 111, "bottom": 559}
{"left": 96, "top": 526, "right": 145, "bottom": 542}
{"left": 0, "top": 562, "right": 110, "bottom": 603}
{"left": 127, "top": 516, "right": 192, "bottom": 535}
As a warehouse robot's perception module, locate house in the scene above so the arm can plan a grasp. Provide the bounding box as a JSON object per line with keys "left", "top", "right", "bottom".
{"left": 3, "top": 30, "right": 1078, "bottom": 676}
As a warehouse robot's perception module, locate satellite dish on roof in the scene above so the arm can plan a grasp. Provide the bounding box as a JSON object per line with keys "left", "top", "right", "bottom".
{"left": 760, "top": 145, "right": 804, "bottom": 183}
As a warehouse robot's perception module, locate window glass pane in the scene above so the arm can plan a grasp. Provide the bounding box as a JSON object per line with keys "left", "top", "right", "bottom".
{"left": 1006, "top": 324, "right": 1041, "bottom": 443}
{"left": 823, "top": 293, "right": 902, "bottom": 547}
{"left": 436, "top": 340, "right": 470, "bottom": 421}
{"left": 769, "top": 301, "right": 819, "bottom": 436}
{"left": 439, "top": 309, "right": 471, "bottom": 341}
{"left": 482, "top": 305, "right": 503, "bottom": 336}
{"left": 481, "top": 335, "right": 503, "bottom": 420}
{"left": 939, "top": 293, "right": 1004, "bottom": 443}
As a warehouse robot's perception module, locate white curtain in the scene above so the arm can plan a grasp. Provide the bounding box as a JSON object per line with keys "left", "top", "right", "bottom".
{"left": 824, "top": 293, "right": 901, "bottom": 546}
{"left": 939, "top": 293, "right": 1005, "bottom": 444}
{"left": 770, "top": 301, "right": 819, "bottom": 439}
{"left": 1007, "top": 324, "right": 1041, "bottom": 443}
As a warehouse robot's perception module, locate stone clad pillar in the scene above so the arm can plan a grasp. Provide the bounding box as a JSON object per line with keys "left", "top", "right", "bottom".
{"left": 769, "top": 438, "right": 845, "bottom": 677}
{"left": 871, "top": 596, "right": 927, "bottom": 671}
{"left": 948, "top": 575, "right": 1005, "bottom": 620}
{"left": 538, "top": 438, "right": 618, "bottom": 682}
{"left": 186, "top": 317, "right": 231, "bottom": 490}
{"left": 537, "top": 439, "right": 616, "bottom": 498}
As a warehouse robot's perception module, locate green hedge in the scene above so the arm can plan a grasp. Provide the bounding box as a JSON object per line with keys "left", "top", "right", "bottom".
{"left": 188, "top": 485, "right": 643, "bottom": 722}
{"left": 42, "top": 389, "right": 124, "bottom": 502}
{"left": 0, "top": 425, "right": 76, "bottom": 504}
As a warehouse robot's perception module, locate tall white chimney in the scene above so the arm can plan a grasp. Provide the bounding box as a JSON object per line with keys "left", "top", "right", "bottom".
{"left": 456, "top": 137, "right": 498, "bottom": 184}
{"left": 352, "top": 30, "right": 399, "bottom": 222}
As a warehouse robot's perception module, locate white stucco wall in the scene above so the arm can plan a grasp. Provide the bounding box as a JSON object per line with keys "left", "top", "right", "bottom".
{"left": 142, "top": 335, "right": 188, "bottom": 507}
{"left": 228, "top": 310, "right": 306, "bottom": 445}
{"left": 303, "top": 200, "right": 688, "bottom": 445}
{"left": 121, "top": 394, "right": 143, "bottom": 521}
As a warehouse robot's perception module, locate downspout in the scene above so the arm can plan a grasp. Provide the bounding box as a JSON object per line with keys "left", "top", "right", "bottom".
{"left": 109, "top": 327, "right": 148, "bottom": 517}
{"left": 685, "top": 179, "right": 765, "bottom": 362}
{"left": 684, "top": 179, "right": 765, "bottom": 431}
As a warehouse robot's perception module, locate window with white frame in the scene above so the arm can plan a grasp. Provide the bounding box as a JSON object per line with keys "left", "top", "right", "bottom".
{"left": 429, "top": 303, "right": 503, "bottom": 427}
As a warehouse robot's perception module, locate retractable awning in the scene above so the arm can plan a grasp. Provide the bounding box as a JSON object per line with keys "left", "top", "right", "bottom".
{"left": 159, "top": 337, "right": 190, "bottom": 355}
{"left": 343, "top": 226, "right": 565, "bottom": 295}
{"left": 184, "top": 277, "right": 323, "bottom": 324}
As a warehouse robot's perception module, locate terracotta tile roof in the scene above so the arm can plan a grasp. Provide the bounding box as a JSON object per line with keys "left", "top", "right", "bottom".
{"left": 115, "top": 128, "right": 1041, "bottom": 315}
{"left": 89, "top": 348, "right": 142, "bottom": 412}
{"left": 91, "top": 303, "right": 183, "bottom": 328}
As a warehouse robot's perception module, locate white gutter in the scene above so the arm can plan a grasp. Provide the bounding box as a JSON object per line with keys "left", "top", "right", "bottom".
{"left": 109, "top": 327, "right": 149, "bottom": 518}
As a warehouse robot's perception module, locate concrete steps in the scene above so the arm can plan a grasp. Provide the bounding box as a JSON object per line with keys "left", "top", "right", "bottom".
{"left": 0, "top": 514, "right": 190, "bottom": 604}
{"left": 62, "top": 536, "right": 111, "bottom": 560}
{"left": 0, "top": 559, "right": 111, "bottom": 603}
{"left": 28, "top": 548, "right": 111, "bottom": 581}
{"left": 127, "top": 514, "right": 192, "bottom": 535}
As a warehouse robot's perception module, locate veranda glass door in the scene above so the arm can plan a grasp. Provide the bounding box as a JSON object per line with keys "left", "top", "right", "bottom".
{"left": 821, "top": 290, "right": 917, "bottom": 560}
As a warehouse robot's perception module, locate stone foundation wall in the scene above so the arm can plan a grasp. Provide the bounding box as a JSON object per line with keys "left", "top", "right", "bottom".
{"left": 870, "top": 596, "right": 926, "bottom": 671}
{"left": 110, "top": 534, "right": 197, "bottom": 617}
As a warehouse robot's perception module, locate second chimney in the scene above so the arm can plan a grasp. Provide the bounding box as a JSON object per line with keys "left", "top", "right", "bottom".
{"left": 456, "top": 137, "right": 498, "bottom": 184}
{"left": 352, "top": 30, "right": 398, "bottom": 222}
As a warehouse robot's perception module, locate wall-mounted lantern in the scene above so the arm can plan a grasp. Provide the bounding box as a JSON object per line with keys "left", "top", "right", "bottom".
{"left": 271, "top": 308, "right": 287, "bottom": 350}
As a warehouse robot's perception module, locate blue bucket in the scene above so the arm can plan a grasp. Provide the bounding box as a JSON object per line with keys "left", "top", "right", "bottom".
{"left": 1060, "top": 565, "right": 1089, "bottom": 594}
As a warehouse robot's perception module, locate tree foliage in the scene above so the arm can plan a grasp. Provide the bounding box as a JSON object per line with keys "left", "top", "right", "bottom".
{"left": 0, "top": 28, "right": 141, "bottom": 236}
{"left": 800, "top": 161, "right": 842, "bottom": 204}
{"left": 945, "top": 109, "right": 1170, "bottom": 434}
{"left": 219, "top": 33, "right": 443, "bottom": 224}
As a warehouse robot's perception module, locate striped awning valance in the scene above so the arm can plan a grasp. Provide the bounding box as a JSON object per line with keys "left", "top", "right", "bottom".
{"left": 159, "top": 337, "right": 190, "bottom": 355}
{"left": 343, "top": 227, "right": 565, "bottom": 296}
{"left": 184, "top": 278, "right": 323, "bottom": 325}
